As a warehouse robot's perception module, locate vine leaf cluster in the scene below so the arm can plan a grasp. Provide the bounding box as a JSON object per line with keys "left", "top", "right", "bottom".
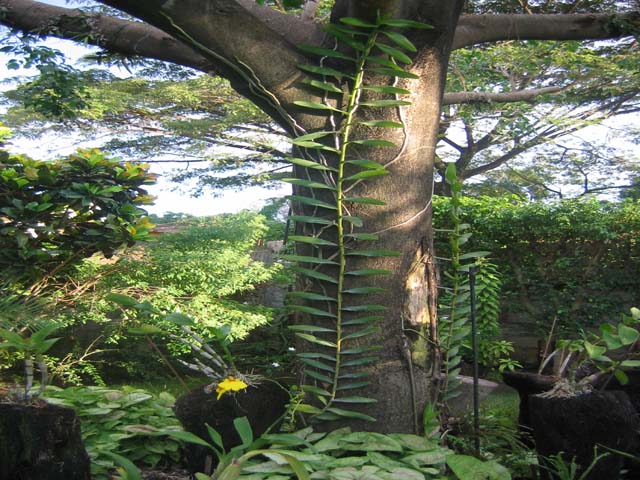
{"left": 282, "top": 16, "right": 431, "bottom": 423}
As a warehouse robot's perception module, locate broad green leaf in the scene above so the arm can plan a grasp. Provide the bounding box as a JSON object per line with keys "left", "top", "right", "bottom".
{"left": 164, "top": 312, "right": 195, "bottom": 326}
{"left": 340, "top": 17, "right": 376, "bottom": 28}
{"left": 378, "top": 19, "right": 433, "bottom": 29}
{"left": 305, "top": 369, "right": 333, "bottom": 383}
{"left": 302, "top": 385, "right": 332, "bottom": 397}
{"left": 359, "top": 99, "right": 412, "bottom": 107}
{"left": 618, "top": 324, "right": 639, "bottom": 345}
{"left": 621, "top": 360, "right": 640, "bottom": 367}
{"left": 584, "top": 341, "right": 607, "bottom": 360}
{"left": 346, "top": 268, "right": 391, "bottom": 276}
{"left": 296, "top": 333, "right": 336, "bottom": 348}
{"left": 342, "top": 304, "right": 385, "bottom": 312}
{"left": 614, "top": 369, "right": 630, "bottom": 385}
{"left": 376, "top": 43, "right": 412, "bottom": 64}
{"left": 288, "top": 195, "right": 337, "bottom": 210}
{"left": 300, "top": 357, "right": 336, "bottom": 372}
{"left": 295, "top": 403, "right": 322, "bottom": 414}
{"left": 342, "top": 215, "right": 364, "bottom": 227}
{"left": 282, "top": 178, "right": 336, "bottom": 191}
{"left": 340, "top": 432, "right": 403, "bottom": 451}
{"left": 344, "top": 197, "right": 386, "bottom": 205}
{"left": 381, "top": 31, "right": 417, "bottom": 52}
{"left": 342, "top": 286, "right": 385, "bottom": 294}
{"left": 289, "top": 324, "right": 336, "bottom": 333}
{"left": 327, "top": 407, "right": 376, "bottom": 422}
{"left": 342, "top": 315, "right": 384, "bottom": 326}
{"left": 304, "top": 79, "right": 343, "bottom": 94}
{"left": 293, "top": 266, "right": 338, "bottom": 284}
{"left": 334, "top": 396, "right": 377, "bottom": 404}
{"left": 362, "top": 85, "right": 411, "bottom": 95}
{"left": 343, "top": 327, "right": 377, "bottom": 340}
{"left": 371, "top": 68, "right": 420, "bottom": 79}
{"left": 289, "top": 235, "right": 337, "bottom": 246}
{"left": 358, "top": 120, "right": 404, "bottom": 128}
{"left": 344, "top": 233, "right": 379, "bottom": 241}
{"left": 346, "top": 159, "right": 386, "bottom": 170}
{"left": 98, "top": 451, "right": 142, "bottom": 480}
{"left": 289, "top": 305, "right": 337, "bottom": 318}
{"left": 282, "top": 254, "right": 338, "bottom": 265}
{"left": 298, "top": 44, "right": 354, "bottom": 60}
{"left": 286, "top": 157, "right": 336, "bottom": 171}
{"left": 345, "top": 169, "right": 390, "bottom": 181}
{"left": 458, "top": 251, "right": 491, "bottom": 260}
{"left": 233, "top": 416, "right": 253, "bottom": 447}
{"left": 106, "top": 293, "right": 138, "bottom": 308}
{"left": 288, "top": 214, "right": 335, "bottom": 225}
{"left": 205, "top": 424, "right": 224, "bottom": 450}
{"left": 348, "top": 139, "right": 397, "bottom": 148}
{"left": 287, "top": 291, "right": 336, "bottom": 301}
{"left": 160, "top": 430, "right": 214, "bottom": 449}
{"left": 346, "top": 249, "right": 401, "bottom": 257}
{"left": 294, "top": 100, "right": 345, "bottom": 113}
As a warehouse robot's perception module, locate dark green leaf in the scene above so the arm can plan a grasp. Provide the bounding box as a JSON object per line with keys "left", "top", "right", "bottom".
{"left": 293, "top": 266, "right": 338, "bottom": 284}
{"left": 345, "top": 169, "right": 390, "bottom": 181}
{"left": 381, "top": 31, "right": 417, "bottom": 52}
{"left": 297, "top": 64, "right": 348, "bottom": 78}
{"left": 376, "top": 43, "right": 412, "bottom": 64}
{"left": 342, "top": 304, "right": 385, "bottom": 312}
{"left": 343, "top": 327, "right": 378, "bottom": 340}
{"left": 370, "top": 68, "right": 420, "bottom": 79}
{"left": 341, "top": 357, "right": 377, "bottom": 367}
{"left": 304, "top": 79, "right": 343, "bottom": 94}
{"left": 362, "top": 85, "right": 411, "bottom": 95}
{"left": 294, "top": 100, "right": 345, "bottom": 113}
{"left": 289, "top": 305, "right": 337, "bottom": 318}
{"left": 288, "top": 195, "right": 337, "bottom": 210}
{"left": 342, "top": 215, "right": 363, "bottom": 227}
{"left": 334, "top": 396, "right": 377, "bottom": 404}
{"left": 326, "top": 407, "right": 376, "bottom": 421}
{"left": 281, "top": 254, "right": 338, "bottom": 265}
{"left": 360, "top": 99, "right": 412, "bottom": 107}
{"left": 289, "top": 324, "right": 336, "bottom": 332}
{"left": 298, "top": 45, "right": 355, "bottom": 60}
{"left": 340, "top": 17, "right": 376, "bottom": 28}
{"left": 342, "top": 287, "right": 385, "bottom": 294}
{"left": 346, "top": 159, "right": 386, "bottom": 170}
{"left": 287, "top": 291, "right": 336, "bottom": 301}
{"left": 302, "top": 385, "right": 332, "bottom": 396}
{"left": 344, "top": 233, "right": 379, "bottom": 241}
{"left": 289, "top": 235, "right": 337, "bottom": 246}
{"left": 358, "top": 120, "right": 404, "bottom": 128}
{"left": 300, "top": 357, "right": 336, "bottom": 372}
{"left": 296, "top": 333, "right": 336, "bottom": 348}
{"left": 282, "top": 178, "right": 336, "bottom": 191}
{"left": 348, "top": 139, "right": 397, "bottom": 148}
{"left": 305, "top": 369, "right": 333, "bottom": 383}
{"left": 378, "top": 19, "right": 433, "bottom": 29}
{"left": 288, "top": 215, "right": 335, "bottom": 225}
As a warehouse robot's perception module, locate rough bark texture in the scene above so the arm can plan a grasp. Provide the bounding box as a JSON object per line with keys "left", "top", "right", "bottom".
{"left": 0, "top": 401, "right": 91, "bottom": 480}
{"left": 530, "top": 390, "right": 639, "bottom": 480}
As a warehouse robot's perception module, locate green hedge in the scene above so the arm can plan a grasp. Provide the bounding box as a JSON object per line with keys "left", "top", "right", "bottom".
{"left": 433, "top": 196, "right": 640, "bottom": 336}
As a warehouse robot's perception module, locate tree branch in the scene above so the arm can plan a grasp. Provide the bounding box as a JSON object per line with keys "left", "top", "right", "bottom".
{"left": 443, "top": 86, "right": 563, "bottom": 105}
{"left": 453, "top": 12, "right": 640, "bottom": 49}
{"left": 0, "top": 0, "right": 211, "bottom": 71}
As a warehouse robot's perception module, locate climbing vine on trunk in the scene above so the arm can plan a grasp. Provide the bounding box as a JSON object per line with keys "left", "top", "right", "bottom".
{"left": 283, "top": 16, "right": 432, "bottom": 423}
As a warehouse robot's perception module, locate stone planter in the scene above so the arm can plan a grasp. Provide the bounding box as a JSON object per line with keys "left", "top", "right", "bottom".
{"left": 0, "top": 400, "right": 91, "bottom": 480}
{"left": 529, "top": 389, "right": 638, "bottom": 480}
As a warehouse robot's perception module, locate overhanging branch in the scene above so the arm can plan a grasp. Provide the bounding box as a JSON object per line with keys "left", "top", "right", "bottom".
{"left": 443, "top": 86, "right": 563, "bottom": 105}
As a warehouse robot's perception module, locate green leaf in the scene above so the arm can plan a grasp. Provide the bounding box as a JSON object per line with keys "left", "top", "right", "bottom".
{"left": 297, "top": 352, "right": 336, "bottom": 361}
{"left": 205, "top": 424, "right": 224, "bottom": 450}
{"left": 359, "top": 99, "right": 412, "bottom": 107}
{"left": 296, "top": 333, "right": 336, "bottom": 348}
{"left": 342, "top": 215, "right": 364, "bottom": 227}
{"left": 233, "top": 416, "right": 253, "bottom": 448}
{"left": 289, "top": 235, "right": 337, "bottom": 247}
{"left": 378, "top": 19, "right": 433, "bottom": 29}
{"left": 305, "top": 369, "right": 333, "bottom": 383}
{"left": 294, "top": 100, "right": 345, "bottom": 113}
{"left": 298, "top": 44, "right": 354, "bottom": 60}
{"left": 99, "top": 451, "right": 142, "bottom": 480}
{"left": 286, "top": 157, "right": 336, "bottom": 171}
{"left": 300, "top": 357, "right": 336, "bottom": 372}
{"left": 346, "top": 249, "right": 401, "bottom": 257}
{"left": 342, "top": 304, "right": 385, "bottom": 312}
{"left": 376, "top": 43, "right": 412, "bottom": 64}
{"left": 358, "top": 120, "right": 404, "bottom": 128}
{"left": 304, "top": 79, "right": 343, "bottom": 94}
{"left": 287, "top": 291, "right": 335, "bottom": 301}
{"left": 446, "top": 454, "right": 511, "bottom": 480}
{"left": 618, "top": 324, "right": 639, "bottom": 345}
{"left": 346, "top": 159, "right": 386, "bottom": 170}
{"left": 282, "top": 178, "right": 336, "bottom": 191}
{"left": 344, "top": 233, "right": 379, "bottom": 241}
{"left": 289, "top": 324, "right": 336, "bottom": 333}
{"left": 343, "top": 327, "right": 377, "bottom": 340}
{"left": 344, "top": 197, "right": 386, "bottom": 205}
{"left": 288, "top": 195, "right": 337, "bottom": 210}
{"left": 458, "top": 251, "right": 491, "bottom": 260}
{"left": 342, "top": 316, "right": 383, "bottom": 326}
{"left": 381, "top": 31, "right": 417, "bottom": 52}
{"left": 160, "top": 430, "right": 214, "bottom": 449}
{"left": 289, "top": 305, "right": 337, "bottom": 318}
{"left": 340, "top": 17, "right": 377, "bottom": 28}
{"left": 295, "top": 131, "right": 336, "bottom": 142}
{"left": 334, "top": 396, "right": 377, "bottom": 404}
{"left": 327, "top": 407, "right": 376, "bottom": 422}
{"left": 164, "top": 312, "right": 195, "bottom": 326}
{"left": 106, "top": 293, "right": 138, "bottom": 308}
{"left": 341, "top": 357, "right": 377, "bottom": 367}
{"left": 614, "top": 368, "right": 630, "bottom": 385}
{"left": 293, "top": 266, "right": 338, "bottom": 284}
{"left": 342, "top": 286, "right": 385, "bottom": 294}
{"left": 295, "top": 404, "right": 322, "bottom": 414}
{"left": 620, "top": 360, "right": 640, "bottom": 367}
{"left": 282, "top": 254, "right": 338, "bottom": 265}
{"left": 346, "top": 269, "right": 391, "bottom": 276}
{"left": 127, "top": 324, "right": 164, "bottom": 335}
{"left": 584, "top": 341, "right": 607, "bottom": 360}
{"left": 362, "top": 85, "right": 411, "bottom": 95}
{"left": 345, "top": 169, "right": 390, "bottom": 181}
{"left": 288, "top": 214, "right": 335, "bottom": 225}
{"left": 370, "top": 68, "right": 420, "bottom": 79}
{"left": 349, "top": 139, "right": 397, "bottom": 148}
{"left": 302, "top": 385, "right": 332, "bottom": 397}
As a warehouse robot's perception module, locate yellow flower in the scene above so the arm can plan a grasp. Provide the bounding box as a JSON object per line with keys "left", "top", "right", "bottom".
{"left": 215, "top": 376, "right": 248, "bottom": 400}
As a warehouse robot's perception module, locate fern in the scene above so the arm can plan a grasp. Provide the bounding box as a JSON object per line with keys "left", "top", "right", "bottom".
{"left": 282, "top": 16, "right": 431, "bottom": 422}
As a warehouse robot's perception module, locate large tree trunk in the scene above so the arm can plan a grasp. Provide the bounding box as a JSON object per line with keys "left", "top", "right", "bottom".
{"left": 288, "top": 2, "right": 464, "bottom": 433}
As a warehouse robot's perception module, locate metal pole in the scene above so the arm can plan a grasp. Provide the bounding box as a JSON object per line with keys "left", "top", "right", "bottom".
{"left": 469, "top": 265, "right": 480, "bottom": 457}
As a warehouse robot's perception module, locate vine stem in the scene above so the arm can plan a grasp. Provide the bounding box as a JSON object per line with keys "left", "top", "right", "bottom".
{"left": 319, "top": 27, "right": 380, "bottom": 416}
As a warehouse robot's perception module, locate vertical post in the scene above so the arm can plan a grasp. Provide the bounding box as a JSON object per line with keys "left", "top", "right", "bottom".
{"left": 469, "top": 265, "right": 480, "bottom": 457}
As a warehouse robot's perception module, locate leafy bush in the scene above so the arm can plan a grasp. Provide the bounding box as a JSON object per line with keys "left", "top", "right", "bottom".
{"left": 433, "top": 196, "right": 640, "bottom": 336}
{"left": 43, "top": 385, "right": 183, "bottom": 478}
